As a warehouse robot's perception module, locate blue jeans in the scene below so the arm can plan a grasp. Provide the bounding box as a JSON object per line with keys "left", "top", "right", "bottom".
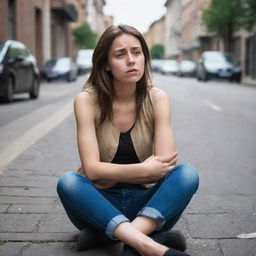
{"left": 57, "top": 164, "right": 199, "bottom": 239}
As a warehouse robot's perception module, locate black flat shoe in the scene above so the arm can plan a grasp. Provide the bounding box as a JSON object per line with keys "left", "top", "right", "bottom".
{"left": 163, "top": 248, "right": 190, "bottom": 256}
{"left": 150, "top": 230, "right": 186, "bottom": 251}
{"left": 77, "top": 228, "right": 116, "bottom": 251}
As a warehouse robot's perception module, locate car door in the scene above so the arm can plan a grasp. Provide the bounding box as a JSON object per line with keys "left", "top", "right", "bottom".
{"left": 8, "top": 42, "right": 28, "bottom": 92}
{"left": 21, "top": 47, "right": 34, "bottom": 91}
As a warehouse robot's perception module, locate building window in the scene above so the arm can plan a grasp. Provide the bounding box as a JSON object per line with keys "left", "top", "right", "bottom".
{"left": 8, "top": 0, "right": 16, "bottom": 39}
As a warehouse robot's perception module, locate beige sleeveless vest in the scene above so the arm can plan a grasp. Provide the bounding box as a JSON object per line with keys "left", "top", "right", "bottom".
{"left": 78, "top": 86, "right": 155, "bottom": 188}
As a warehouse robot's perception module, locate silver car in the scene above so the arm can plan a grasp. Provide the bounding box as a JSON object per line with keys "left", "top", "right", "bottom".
{"left": 197, "top": 51, "right": 241, "bottom": 83}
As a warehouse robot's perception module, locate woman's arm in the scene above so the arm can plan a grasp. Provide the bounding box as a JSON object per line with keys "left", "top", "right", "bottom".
{"left": 152, "top": 88, "right": 178, "bottom": 162}
{"left": 74, "top": 92, "right": 173, "bottom": 187}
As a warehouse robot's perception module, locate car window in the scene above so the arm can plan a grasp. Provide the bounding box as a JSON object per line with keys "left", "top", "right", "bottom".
{"left": 44, "top": 59, "right": 58, "bottom": 67}
{"left": 9, "top": 41, "right": 27, "bottom": 59}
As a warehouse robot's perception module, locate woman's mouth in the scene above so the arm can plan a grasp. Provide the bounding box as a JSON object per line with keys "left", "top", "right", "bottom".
{"left": 127, "top": 69, "right": 138, "bottom": 74}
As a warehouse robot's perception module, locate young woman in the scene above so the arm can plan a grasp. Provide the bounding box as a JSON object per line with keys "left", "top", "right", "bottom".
{"left": 57, "top": 25, "right": 199, "bottom": 256}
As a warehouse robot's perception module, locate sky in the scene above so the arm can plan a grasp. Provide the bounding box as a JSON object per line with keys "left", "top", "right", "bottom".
{"left": 103, "top": 0, "right": 167, "bottom": 34}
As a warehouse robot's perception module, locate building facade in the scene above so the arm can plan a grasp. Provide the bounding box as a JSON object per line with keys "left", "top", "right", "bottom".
{"left": 0, "top": 0, "right": 112, "bottom": 67}
{"left": 144, "top": 17, "right": 165, "bottom": 50}
{"left": 86, "top": 0, "right": 112, "bottom": 37}
{"left": 164, "top": 0, "right": 182, "bottom": 59}
{"left": 163, "top": 0, "right": 255, "bottom": 81}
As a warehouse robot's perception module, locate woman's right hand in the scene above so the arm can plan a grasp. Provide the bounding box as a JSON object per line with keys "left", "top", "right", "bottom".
{"left": 142, "top": 152, "right": 179, "bottom": 182}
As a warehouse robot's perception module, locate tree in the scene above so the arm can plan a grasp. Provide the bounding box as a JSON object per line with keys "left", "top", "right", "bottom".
{"left": 202, "top": 0, "right": 244, "bottom": 52}
{"left": 73, "top": 22, "right": 97, "bottom": 49}
{"left": 242, "top": 0, "right": 256, "bottom": 30}
{"left": 150, "top": 44, "right": 165, "bottom": 59}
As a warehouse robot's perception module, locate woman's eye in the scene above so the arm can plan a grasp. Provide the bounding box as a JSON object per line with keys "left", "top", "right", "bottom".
{"left": 134, "top": 51, "right": 141, "bottom": 55}
{"left": 116, "top": 53, "right": 124, "bottom": 58}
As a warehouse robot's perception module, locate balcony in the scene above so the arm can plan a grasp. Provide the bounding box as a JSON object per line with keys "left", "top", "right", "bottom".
{"left": 51, "top": 0, "right": 78, "bottom": 22}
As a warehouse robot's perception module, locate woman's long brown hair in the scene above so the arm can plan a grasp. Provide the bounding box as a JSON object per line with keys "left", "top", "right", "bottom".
{"left": 83, "top": 24, "right": 152, "bottom": 124}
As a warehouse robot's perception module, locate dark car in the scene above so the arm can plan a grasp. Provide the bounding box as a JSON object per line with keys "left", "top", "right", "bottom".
{"left": 40, "top": 57, "right": 78, "bottom": 82}
{"left": 197, "top": 51, "right": 241, "bottom": 83}
{"left": 0, "top": 40, "right": 40, "bottom": 102}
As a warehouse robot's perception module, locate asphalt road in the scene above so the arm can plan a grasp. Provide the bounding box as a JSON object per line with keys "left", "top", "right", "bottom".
{"left": 0, "top": 74, "right": 255, "bottom": 255}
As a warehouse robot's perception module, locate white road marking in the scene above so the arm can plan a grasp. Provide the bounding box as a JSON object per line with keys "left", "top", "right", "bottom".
{"left": 0, "top": 99, "right": 71, "bottom": 149}
{"left": 203, "top": 99, "right": 221, "bottom": 111}
{"left": 0, "top": 100, "right": 73, "bottom": 174}
{"left": 237, "top": 232, "right": 256, "bottom": 239}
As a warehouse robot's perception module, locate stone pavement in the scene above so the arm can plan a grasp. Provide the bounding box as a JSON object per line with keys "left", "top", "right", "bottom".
{"left": 1, "top": 112, "right": 256, "bottom": 255}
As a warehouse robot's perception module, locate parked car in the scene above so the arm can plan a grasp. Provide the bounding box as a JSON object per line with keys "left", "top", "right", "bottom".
{"left": 197, "top": 51, "right": 241, "bottom": 83}
{"left": 40, "top": 57, "right": 78, "bottom": 82}
{"left": 151, "top": 59, "right": 165, "bottom": 72}
{"left": 159, "top": 60, "right": 179, "bottom": 75}
{"left": 76, "top": 49, "right": 94, "bottom": 74}
{"left": 0, "top": 40, "right": 40, "bottom": 102}
{"left": 177, "top": 60, "right": 196, "bottom": 77}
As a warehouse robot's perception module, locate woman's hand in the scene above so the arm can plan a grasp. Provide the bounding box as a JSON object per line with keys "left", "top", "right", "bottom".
{"left": 142, "top": 152, "right": 179, "bottom": 183}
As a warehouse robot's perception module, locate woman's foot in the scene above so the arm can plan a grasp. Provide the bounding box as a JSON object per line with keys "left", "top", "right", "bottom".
{"left": 150, "top": 230, "right": 186, "bottom": 251}
{"left": 77, "top": 228, "right": 116, "bottom": 250}
{"left": 163, "top": 248, "right": 190, "bottom": 256}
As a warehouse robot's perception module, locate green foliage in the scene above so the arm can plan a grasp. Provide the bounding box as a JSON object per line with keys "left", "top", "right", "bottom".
{"left": 202, "top": 0, "right": 244, "bottom": 51}
{"left": 73, "top": 22, "right": 97, "bottom": 49}
{"left": 202, "top": 0, "right": 243, "bottom": 36}
{"left": 242, "top": 0, "right": 256, "bottom": 30}
{"left": 150, "top": 44, "right": 165, "bottom": 59}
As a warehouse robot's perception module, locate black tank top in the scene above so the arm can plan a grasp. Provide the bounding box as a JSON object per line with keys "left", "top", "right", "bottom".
{"left": 111, "top": 125, "right": 141, "bottom": 188}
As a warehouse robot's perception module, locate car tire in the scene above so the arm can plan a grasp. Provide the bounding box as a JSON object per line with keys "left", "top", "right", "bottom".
{"left": 203, "top": 72, "right": 208, "bottom": 82}
{"left": 30, "top": 77, "right": 40, "bottom": 99}
{"left": 4, "top": 76, "right": 14, "bottom": 103}
{"left": 236, "top": 74, "right": 241, "bottom": 83}
{"left": 67, "top": 73, "right": 72, "bottom": 82}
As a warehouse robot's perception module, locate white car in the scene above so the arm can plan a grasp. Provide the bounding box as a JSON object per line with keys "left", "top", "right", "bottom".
{"left": 178, "top": 60, "right": 196, "bottom": 77}
{"left": 76, "top": 49, "right": 94, "bottom": 74}
{"left": 159, "top": 60, "right": 178, "bottom": 75}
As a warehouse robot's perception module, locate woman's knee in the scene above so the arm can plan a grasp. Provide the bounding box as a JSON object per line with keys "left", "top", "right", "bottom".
{"left": 170, "top": 164, "right": 199, "bottom": 193}
{"left": 57, "top": 171, "right": 77, "bottom": 195}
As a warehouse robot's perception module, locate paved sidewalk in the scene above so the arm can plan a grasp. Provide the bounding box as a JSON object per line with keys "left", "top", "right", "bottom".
{"left": 0, "top": 114, "right": 255, "bottom": 255}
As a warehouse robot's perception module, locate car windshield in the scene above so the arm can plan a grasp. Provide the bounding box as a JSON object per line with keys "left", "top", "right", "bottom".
{"left": 205, "top": 53, "right": 236, "bottom": 65}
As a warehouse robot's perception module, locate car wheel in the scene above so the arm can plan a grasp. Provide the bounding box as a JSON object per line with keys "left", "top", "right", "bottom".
{"left": 30, "top": 77, "right": 40, "bottom": 99}
{"left": 236, "top": 74, "right": 241, "bottom": 83}
{"left": 5, "top": 76, "right": 14, "bottom": 103}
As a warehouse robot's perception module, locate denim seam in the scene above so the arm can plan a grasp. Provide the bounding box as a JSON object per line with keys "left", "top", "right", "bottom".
{"left": 137, "top": 206, "right": 166, "bottom": 231}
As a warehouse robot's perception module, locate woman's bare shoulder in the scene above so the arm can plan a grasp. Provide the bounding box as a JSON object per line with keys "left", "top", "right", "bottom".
{"left": 74, "top": 90, "right": 95, "bottom": 107}
{"left": 149, "top": 87, "right": 169, "bottom": 102}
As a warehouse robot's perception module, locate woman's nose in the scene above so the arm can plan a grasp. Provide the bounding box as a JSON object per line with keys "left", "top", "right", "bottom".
{"left": 127, "top": 53, "right": 135, "bottom": 64}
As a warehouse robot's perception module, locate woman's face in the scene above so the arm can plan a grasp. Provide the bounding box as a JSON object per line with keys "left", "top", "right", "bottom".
{"left": 106, "top": 33, "right": 145, "bottom": 85}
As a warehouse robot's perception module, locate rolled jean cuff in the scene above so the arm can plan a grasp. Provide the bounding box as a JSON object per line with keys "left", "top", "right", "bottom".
{"left": 138, "top": 207, "right": 165, "bottom": 231}
{"left": 105, "top": 215, "right": 130, "bottom": 239}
